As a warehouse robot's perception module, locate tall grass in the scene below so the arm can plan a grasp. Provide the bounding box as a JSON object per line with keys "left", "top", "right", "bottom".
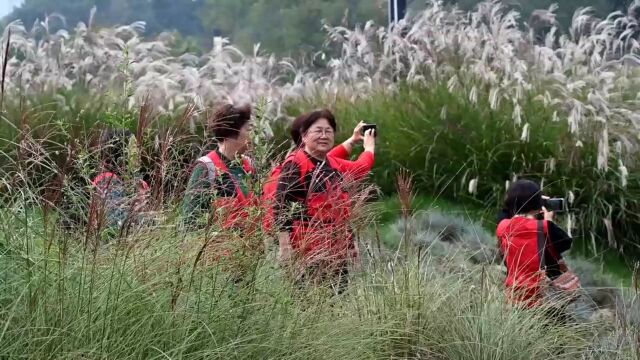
{"left": 0, "top": 98, "right": 634, "bottom": 358}
{"left": 0, "top": 205, "right": 608, "bottom": 359}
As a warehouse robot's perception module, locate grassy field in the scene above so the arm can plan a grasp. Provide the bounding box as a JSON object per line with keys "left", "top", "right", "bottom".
{"left": 0, "top": 203, "right": 637, "bottom": 359}
{"left": 2, "top": 1, "right": 640, "bottom": 357}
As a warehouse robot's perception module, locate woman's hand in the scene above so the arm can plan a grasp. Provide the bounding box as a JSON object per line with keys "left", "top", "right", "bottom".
{"left": 341, "top": 121, "right": 366, "bottom": 154}
{"left": 541, "top": 196, "right": 554, "bottom": 221}
{"left": 363, "top": 129, "right": 376, "bottom": 153}
{"left": 542, "top": 206, "right": 554, "bottom": 222}
{"left": 351, "top": 121, "right": 366, "bottom": 143}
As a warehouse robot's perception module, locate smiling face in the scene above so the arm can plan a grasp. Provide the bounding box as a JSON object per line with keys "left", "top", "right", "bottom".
{"left": 302, "top": 118, "right": 335, "bottom": 157}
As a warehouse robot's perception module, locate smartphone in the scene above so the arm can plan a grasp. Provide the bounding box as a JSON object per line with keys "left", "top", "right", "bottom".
{"left": 361, "top": 124, "right": 378, "bottom": 136}
{"left": 543, "top": 198, "right": 566, "bottom": 212}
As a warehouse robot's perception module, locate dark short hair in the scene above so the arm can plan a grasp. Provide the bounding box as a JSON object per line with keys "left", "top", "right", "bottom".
{"left": 291, "top": 109, "right": 337, "bottom": 145}
{"left": 100, "top": 128, "right": 132, "bottom": 172}
{"left": 290, "top": 113, "right": 306, "bottom": 146}
{"left": 504, "top": 179, "right": 543, "bottom": 217}
{"left": 208, "top": 104, "right": 252, "bottom": 141}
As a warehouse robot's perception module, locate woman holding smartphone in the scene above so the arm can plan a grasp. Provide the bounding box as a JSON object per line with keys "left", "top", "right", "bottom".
{"left": 274, "top": 109, "right": 376, "bottom": 292}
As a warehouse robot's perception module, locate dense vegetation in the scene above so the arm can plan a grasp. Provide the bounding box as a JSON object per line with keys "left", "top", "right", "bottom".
{"left": 1, "top": 0, "right": 635, "bottom": 55}
{"left": 1, "top": 1, "right": 640, "bottom": 357}
{"left": 5, "top": 0, "right": 640, "bottom": 256}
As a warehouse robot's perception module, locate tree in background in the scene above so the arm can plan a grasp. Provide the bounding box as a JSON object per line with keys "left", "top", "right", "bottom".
{"left": 200, "top": 0, "right": 386, "bottom": 56}
{"left": 2, "top": 0, "right": 204, "bottom": 36}
{"left": 4, "top": 0, "right": 96, "bottom": 30}
{"left": 149, "top": 0, "right": 204, "bottom": 36}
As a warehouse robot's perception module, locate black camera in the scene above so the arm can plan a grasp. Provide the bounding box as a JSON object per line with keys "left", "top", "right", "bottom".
{"left": 543, "top": 198, "right": 566, "bottom": 212}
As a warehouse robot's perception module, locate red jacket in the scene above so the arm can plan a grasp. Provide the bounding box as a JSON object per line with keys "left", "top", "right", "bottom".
{"left": 497, "top": 217, "right": 560, "bottom": 306}
{"left": 262, "top": 144, "right": 373, "bottom": 231}
{"left": 274, "top": 148, "right": 375, "bottom": 262}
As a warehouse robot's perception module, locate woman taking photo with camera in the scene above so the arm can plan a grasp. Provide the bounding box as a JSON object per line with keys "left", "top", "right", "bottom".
{"left": 274, "top": 109, "right": 376, "bottom": 292}
{"left": 497, "top": 179, "right": 579, "bottom": 309}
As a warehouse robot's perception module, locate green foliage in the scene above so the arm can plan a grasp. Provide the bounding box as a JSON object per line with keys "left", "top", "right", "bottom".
{"left": 2, "top": 0, "right": 205, "bottom": 37}
{"left": 199, "top": 0, "right": 386, "bottom": 56}
{"left": 287, "top": 82, "right": 640, "bottom": 259}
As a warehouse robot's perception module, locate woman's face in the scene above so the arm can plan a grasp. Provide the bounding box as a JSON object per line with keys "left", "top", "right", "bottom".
{"left": 302, "top": 118, "right": 335, "bottom": 156}
{"left": 235, "top": 121, "right": 254, "bottom": 153}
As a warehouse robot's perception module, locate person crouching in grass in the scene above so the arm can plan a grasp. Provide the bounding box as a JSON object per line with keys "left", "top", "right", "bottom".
{"left": 89, "top": 128, "right": 149, "bottom": 239}
{"left": 497, "top": 179, "right": 578, "bottom": 322}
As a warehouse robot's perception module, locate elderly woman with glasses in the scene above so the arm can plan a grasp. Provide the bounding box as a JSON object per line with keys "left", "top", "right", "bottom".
{"left": 274, "top": 109, "right": 376, "bottom": 292}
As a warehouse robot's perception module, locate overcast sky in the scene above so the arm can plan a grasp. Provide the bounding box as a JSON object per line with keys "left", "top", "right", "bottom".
{"left": 0, "top": 0, "right": 23, "bottom": 18}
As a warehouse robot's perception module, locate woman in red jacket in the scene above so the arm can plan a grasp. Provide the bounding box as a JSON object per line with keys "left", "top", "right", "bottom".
{"left": 275, "top": 109, "right": 375, "bottom": 292}
{"left": 496, "top": 180, "right": 574, "bottom": 307}
{"left": 262, "top": 115, "right": 372, "bottom": 232}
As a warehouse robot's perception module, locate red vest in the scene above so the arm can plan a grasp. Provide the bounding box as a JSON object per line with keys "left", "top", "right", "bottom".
{"left": 262, "top": 157, "right": 289, "bottom": 232}
{"left": 497, "top": 218, "right": 557, "bottom": 306}
{"left": 266, "top": 150, "right": 353, "bottom": 260}
{"left": 198, "top": 151, "right": 256, "bottom": 230}
{"left": 262, "top": 149, "right": 360, "bottom": 231}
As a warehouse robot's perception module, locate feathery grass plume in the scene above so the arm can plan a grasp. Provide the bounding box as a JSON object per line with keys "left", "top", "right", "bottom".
{"left": 396, "top": 168, "right": 414, "bottom": 222}
{"left": 618, "top": 159, "right": 629, "bottom": 188}
{"left": 468, "top": 178, "right": 478, "bottom": 195}
{"left": 395, "top": 169, "right": 414, "bottom": 258}
{"left": 520, "top": 123, "right": 530, "bottom": 142}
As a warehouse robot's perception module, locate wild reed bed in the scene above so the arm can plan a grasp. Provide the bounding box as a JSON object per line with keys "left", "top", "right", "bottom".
{"left": 0, "top": 206, "right": 606, "bottom": 359}
{"left": 1, "top": 1, "right": 640, "bottom": 357}
{"left": 4, "top": 1, "right": 640, "bottom": 255}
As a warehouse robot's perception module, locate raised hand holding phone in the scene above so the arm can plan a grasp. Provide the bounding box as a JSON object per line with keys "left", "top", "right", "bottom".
{"left": 360, "top": 123, "right": 378, "bottom": 137}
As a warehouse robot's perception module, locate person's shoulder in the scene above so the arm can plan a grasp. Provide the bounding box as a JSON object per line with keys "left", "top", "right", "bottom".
{"left": 93, "top": 172, "right": 122, "bottom": 188}
{"left": 282, "top": 149, "right": 307, "bottom": 167}
{"left": 190, "top": 161, "right": 211, "bottom": 175}
{"left": 496, "top": 218, "right": 511, "bottom": 236}
{"left": 92, "top": 173, "right": 126, "bottom": 198}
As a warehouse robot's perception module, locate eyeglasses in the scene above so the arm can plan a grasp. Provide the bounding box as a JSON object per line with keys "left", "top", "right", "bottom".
{"left": 308, "top": 128, "right": 334, "bottom": 137}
